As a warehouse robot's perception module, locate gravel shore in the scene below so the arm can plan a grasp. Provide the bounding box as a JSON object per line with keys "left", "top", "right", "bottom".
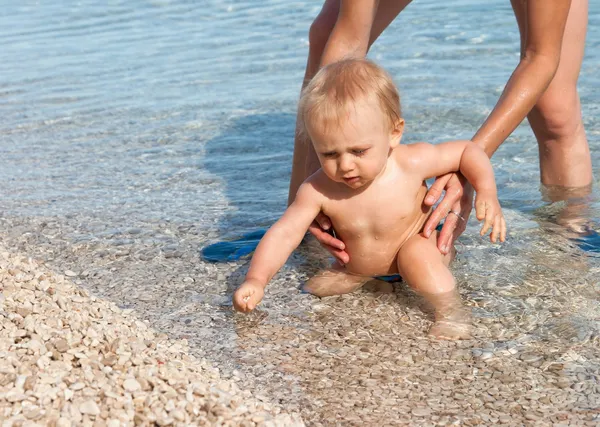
{"left": 0, "top": 248, "right": 303, "bottom": 426}
{"left": 1, "top": 215, "right": 599, "bottom": 426}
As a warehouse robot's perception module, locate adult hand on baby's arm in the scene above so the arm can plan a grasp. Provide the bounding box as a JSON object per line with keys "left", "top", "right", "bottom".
{"left": 423, "top": 172, "right": 474, "bottom": 254}
{"left": 475, "top": 191, "right": 506, "bottom": 243}
{"left": 308, "top": 212, "right": 350, "bottom": 264}
{"left": 233, "top": 279, "right": 265, "bottom": 313}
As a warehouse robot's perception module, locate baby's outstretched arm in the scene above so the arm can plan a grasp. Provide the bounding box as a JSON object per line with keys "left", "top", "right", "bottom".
{"left": 233, "top": 182, "right": 322, "bottom": 312}
{"left": 402, "top": 141, "right": 506, "bottom": 242}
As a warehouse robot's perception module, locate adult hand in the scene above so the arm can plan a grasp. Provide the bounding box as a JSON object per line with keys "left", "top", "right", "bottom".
{"left": 422, "top": 172, "right": 474, "bottom": 254}
{"left": 308, "top": 212, "right": 350, "bottom": 264}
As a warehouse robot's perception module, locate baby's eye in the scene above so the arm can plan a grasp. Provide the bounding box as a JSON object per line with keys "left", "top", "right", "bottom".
{"left": 322, "top": 152, "right": 337, "bottom": 158}
{"left": 352, "top": 148, "right": 368, "bottom": 156}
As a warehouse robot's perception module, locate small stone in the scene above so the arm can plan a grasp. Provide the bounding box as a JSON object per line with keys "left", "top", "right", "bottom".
{"left": 412, "top": 408, "right": 431, "bottom": 416}
{"left": 54, "top": 339, "right": 70, "bottom": 353}
{"left": 519, "top": 352, "right": 542, "bottom": 363}
{"left": 23, "top": 405, "right": 42, "bottom": 420}
{"left": 171, "top": 410, "right": 185, "bottom": 421}
{"left": 65, "top": 270, "right": 78, "bottom": 277}
{"left": 6, "top": 391, "right": 28, "bottom": 402}
{"left": 480, "top": 351, "right": 494, "bottom": 360}
{"left": 17, "top": 307, "right": 32, "bottom": 318}
{"left": 524, "top": 412, "right": 540, "bottom": 421}
{"left": 80, "top": 400, "right": 101, "bottom": 416}
{"left": 123, "top": 378, "right": 141, "bottom": 392}
{"left": 56, "top": 418, "right": 72, "bottom": 427}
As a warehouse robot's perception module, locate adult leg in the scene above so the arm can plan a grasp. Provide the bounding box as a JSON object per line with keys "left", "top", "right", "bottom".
{"left": 512, "top": 0, "right": 592, "bottom": 189}
{"left": 397, "top": 233, "right": 470, "bottom": 339}
{"left": 288, "top": 0, "right": 412, "bottom": 204}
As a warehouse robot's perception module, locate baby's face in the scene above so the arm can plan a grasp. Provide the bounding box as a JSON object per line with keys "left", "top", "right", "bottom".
{"left": 307, "top": 99, "right": 401, "bottom": 189}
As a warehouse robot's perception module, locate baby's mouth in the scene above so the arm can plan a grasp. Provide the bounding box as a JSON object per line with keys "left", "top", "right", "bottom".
{"left": 343, "top": 176, "right": 360, "bottom": 184}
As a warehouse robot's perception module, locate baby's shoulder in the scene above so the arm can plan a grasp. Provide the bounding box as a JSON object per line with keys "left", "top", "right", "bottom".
{"left": 392, "top": 142, "right": 435, "bottom": 170}
{"left": 300, "top": 170, "right": 333, "bottom": 198}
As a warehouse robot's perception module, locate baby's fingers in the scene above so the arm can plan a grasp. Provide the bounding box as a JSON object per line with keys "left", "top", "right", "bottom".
{"left": 233, "top": 289, "right": 253, "bottom": 313}
{"left": 491, "top": 216, "right": 501, "bottom": 243}
{"left": 479, "top": 204, "right": 493, "bottom": 237}
{"left": 489, "top": 215, "right": 507, "bottom": 243}
{"left": 475, "top": 200, "right": 487, "bottom": 222}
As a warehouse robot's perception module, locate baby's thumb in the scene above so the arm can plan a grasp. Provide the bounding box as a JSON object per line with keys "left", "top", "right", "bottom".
{"left": 474, "top": 199, "right": 486, "bottom": 221}
{"left": 233, "top": 289, "right": 251, "bottom": 312}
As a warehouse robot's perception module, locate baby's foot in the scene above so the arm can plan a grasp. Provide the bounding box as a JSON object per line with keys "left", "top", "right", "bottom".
{"left": 429, "top": 317, "right": 471, "bottom": 340}
{"left": 426, "top": 291, "right": 472, "bottom": 340}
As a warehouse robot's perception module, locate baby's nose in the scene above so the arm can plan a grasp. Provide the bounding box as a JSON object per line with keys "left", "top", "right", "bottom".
{"left": 338, "top": 156, "right": 355, "bottom": 172}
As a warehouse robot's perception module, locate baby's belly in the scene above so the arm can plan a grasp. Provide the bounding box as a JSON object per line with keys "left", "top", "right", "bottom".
{"left": 342, "top": 241, "right": 402, "bottom": 277}
{"left": 341, "top": 214, "right": 429, "bottom": 277}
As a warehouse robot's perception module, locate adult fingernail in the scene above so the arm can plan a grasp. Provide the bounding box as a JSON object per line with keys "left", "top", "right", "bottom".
{"left": 425, "top": 196, "right": 434, "bottom": 204}
{"left": 322, "top": 221, "right": 330, "bottom": 230}
{"left": 443, "top": 245, "right": 448, "bottom": 253}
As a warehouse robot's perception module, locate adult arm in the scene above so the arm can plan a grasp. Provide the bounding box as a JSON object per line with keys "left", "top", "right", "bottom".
{"left": 423, "top": 0, "right": 571, "bottom": 247}
{"left": 405, "top": 141, "right": 506, "bottom": 243}
{"left": 319, "top": 0, "right": 379, "bottom": 66}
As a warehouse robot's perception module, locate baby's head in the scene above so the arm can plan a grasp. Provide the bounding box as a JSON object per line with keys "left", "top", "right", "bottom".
{"left": 299, "top": 59, "right": 404, "bottom": 188}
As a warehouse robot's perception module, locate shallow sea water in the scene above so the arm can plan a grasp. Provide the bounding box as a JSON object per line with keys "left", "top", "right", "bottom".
{"left": 1, "top": 0, "right": 599, "bottom": 424}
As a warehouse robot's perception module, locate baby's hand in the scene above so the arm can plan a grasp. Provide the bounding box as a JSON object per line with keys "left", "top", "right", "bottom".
{"left": 474, "top": 191, "right": 507, "bottom": 243}
{"left": 233, "top": 279, "right": 265, "bottom": 313}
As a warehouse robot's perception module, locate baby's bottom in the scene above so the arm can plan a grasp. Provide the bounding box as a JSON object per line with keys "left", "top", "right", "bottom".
{"left": 303, "top": 232, "right": 470, "bottom": 339}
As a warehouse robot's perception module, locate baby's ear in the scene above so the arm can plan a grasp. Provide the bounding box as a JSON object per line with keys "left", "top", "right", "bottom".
{"left": 389, "top": 118, "right": 405, "bottom": 149}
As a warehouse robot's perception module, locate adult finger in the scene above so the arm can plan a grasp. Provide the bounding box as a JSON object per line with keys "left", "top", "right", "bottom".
{"left": 424, "top": 174, "right": 453, "bottom": 206}
{"left": 308, "top": 222, "right": 345, "bottom": 250}
{"left": 437, "top": 212, "right": 458, "bottom": 254}
{"left": 308, "top": 223, "right": 350, "bottom": 263}
{"left": 314, "top": 212, "right": 332, "bottom": 231}
{"left": 424, "top": 193, "right": 458, "bottom": 237}
{"left": 330, "top": 247, "right": 350, "bottom": 264}
{"left": 500, "top": 217, "right": 507, "bottom": 242}
{"left": 449, "top": 202, "right": 468, "bottom": 244}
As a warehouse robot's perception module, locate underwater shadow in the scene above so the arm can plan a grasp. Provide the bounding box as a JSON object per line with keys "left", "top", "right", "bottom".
{"left": 202, "top": 112, "right": 295, "bottom": 238}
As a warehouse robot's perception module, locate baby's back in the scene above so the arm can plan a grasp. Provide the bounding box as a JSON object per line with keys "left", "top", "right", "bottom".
{"left": 318, "top": 165, "right": 431, "bottom": 277}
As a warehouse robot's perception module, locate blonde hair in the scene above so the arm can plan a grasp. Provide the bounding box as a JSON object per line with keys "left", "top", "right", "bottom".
{"left": 298, "top": 58, "right": 402, "bottom": 138}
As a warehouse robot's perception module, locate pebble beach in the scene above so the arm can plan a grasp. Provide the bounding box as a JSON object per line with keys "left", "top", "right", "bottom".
{"left": 0, "top": 247, "right": 302, "bottom": 426}
{"left": 1, "top": 0, "right": 599, "bottom": 425}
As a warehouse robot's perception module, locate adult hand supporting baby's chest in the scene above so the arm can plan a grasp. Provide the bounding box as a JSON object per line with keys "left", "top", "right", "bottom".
{"left": 308, "top": 212, "right": 350, "bottom": 265}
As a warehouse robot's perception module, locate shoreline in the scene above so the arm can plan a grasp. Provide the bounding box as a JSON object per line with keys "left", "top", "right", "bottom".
{"left": 0, "top": 247, "right": 303, "bottom": 426}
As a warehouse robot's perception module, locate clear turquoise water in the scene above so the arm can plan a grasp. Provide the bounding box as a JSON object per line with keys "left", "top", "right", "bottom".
{"left": 1, "top": 0, "right": 598, "bottom": 232}
{"left": 1, "top": 1, "right": 599, "bottom": 423}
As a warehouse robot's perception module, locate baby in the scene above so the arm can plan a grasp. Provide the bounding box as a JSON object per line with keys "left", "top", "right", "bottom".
{"left": 233, "top": 59, "right": 506, "bottom": 339}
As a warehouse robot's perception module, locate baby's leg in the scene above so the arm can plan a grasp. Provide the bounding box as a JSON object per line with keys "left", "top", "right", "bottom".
{"left": 303, "top": 264, "right": 369, "bottom": 297}
{"left": 397, "top": 232, "right": 470, "bottom": 339}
